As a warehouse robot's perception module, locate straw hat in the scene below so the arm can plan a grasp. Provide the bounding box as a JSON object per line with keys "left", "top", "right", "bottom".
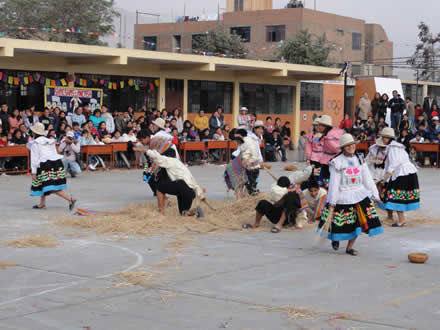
{"left": 152, "top": 118, "right": 166, "bottom": 130}
{"left": 313, "top": 118, "right": 320, "bottom": 125}
{"left": 254, "top": 120, "right": 264, "bottom": 128}
{"left": 381, "top": 127, "right": 395, "bottom": 139}
{"left": 339, "top": 133, "right": 359, "bottom": 148}
{"left": 30, "top": 123, "right": 46, "bottom": 136}
{"left": 318, "top": 115, "right": 333, "bottom": 127}
{"left": 376, "top": 137, "right": 386, "bottom": 148}
{"left": 240, "top": 107, "right": 248, "bottom": 112}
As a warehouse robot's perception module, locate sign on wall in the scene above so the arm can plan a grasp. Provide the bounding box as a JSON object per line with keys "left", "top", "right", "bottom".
{"left": 44, "top": 86, "right": 103, "bottom": 112}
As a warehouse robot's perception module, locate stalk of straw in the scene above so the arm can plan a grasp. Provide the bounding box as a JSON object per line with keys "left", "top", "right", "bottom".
{"left": 317, "top": 208, "right": 334, "bottom": 246}
{"left": 264, "top": 167, "right": 278, "bottom": 181}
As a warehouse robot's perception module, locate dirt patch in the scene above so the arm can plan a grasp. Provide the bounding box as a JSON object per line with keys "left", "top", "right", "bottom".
{"left": 3, "top": 236, "right": 58, "bottom": 248}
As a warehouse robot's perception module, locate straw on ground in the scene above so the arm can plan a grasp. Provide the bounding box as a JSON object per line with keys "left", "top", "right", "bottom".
{"left": 3, "top": 235, "right": 58, "bottom": 248}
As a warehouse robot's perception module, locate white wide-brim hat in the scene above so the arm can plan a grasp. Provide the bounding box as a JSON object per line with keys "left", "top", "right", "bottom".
{"left": 339, "top": 133, "right": 359, "bottom": 149}
{"left": 254, "top": 120, "right": 264, "bottom": 128}
{"left": 30, "top": 123, "right": 46, "bottom": 136}
{"left": 376, "top": 137, "right": 387, "bottom": 148}
{"left": 318, "top": 114, "right": 333, "bottom": 127}
{"left": 240, "top": 107, "right": 248, "bottom": 112}
{"left": 152, "top": 118, "right": 166, "bottom": 130}
{"left": 313, "top": 118, "right": 320, "bottom": 125}
{"left": 380, "top": 127, "right": 395, "bottom": 139}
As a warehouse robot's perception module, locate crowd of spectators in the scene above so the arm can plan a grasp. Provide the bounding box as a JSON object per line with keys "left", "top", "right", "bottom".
{"left": 344, "top": 91, "right": 440, "bottom": 166}
{"left": 0, "top": 102, "right": 295, "bottom": 173}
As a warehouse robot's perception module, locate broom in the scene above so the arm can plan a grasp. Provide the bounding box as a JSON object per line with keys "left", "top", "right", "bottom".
{"left": 316, "top": 208, "right": 334, "bottom": 246}
{"left": 263, "top": 167, "right": 278, "bottom": 181}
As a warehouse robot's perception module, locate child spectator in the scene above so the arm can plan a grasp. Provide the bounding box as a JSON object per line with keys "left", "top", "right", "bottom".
{"left": 171, "top": 127, "right": 179, "bottom": 146}
{"left": 281, "top": 121, "right": 293, "bottom": 150}
{"left": 398, "top": 129, "right": 412, "bottom": 152}
{"left": 213, "top": 127, "right": 225, "bottom": 141}
{"left": 23, "top": 108, "right": 39, "bottom": 129}
{"left": 409, "top": 146, "right": 420, "bottom": 166}
{"left": 339, "top": 114, "right": 352, "bottom": 131}
{"left": 122, "top": 128, "right": 137, "bottom": 143}
{"left": 8, "top": 108, "right": 23, "bottom": 134}
{"left": 97, "top": 122, "right": 111, "bottom": 140}
{"left": 298, "top": 131, "right": 306, "bottom": 162}
{"left": 399, "top": 114, "right": 411, "bottom": 133}
{"left": 72, "top": 122, "right": 82, "bottom": 140}
{"left": 265, "top": 116, "right": 275, "bottom": 134}
{"left": 410, "top": 132, "right": 424, "bottom": 144}
{"left": 111, "top": 130, "right": 130, "bottom": 168}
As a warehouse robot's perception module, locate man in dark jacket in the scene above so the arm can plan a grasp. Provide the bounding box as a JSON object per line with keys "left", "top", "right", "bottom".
{"left": 0, "top": 103, "right": 10, "bottom": 132}
{"left": 423, "top": 93, "right": 437, "bottom": 120}
{"left": 388, "top": 90, "right": 405, "bottom": 131}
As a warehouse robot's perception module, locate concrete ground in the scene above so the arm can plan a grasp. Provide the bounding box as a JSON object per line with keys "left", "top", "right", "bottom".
{"left": 0, "top": 158, "right": 439, "bottom": 330}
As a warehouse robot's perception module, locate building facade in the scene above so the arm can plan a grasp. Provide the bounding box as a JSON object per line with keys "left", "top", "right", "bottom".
{"left": 134, "top": 7, "right": 393, "bottom": 77}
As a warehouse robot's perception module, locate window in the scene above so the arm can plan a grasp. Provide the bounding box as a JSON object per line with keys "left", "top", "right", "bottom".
{"left": 266, "top": 25, "right": 286, "bottom": 42}
{"left": 173, "top": 35, "right": 181, "bottom": 53}
{"left": 351, "top": 64, "right": 361, "bottom": 76}
{"left": 234, "top": 0, "right": 244, "bottom": 11}
{"left": 192, "top": 34, "right": 207, "bottom": 50}
{"left": 144, "top": 36, "right": 157, "bottom": 51}
{"left": 300, "top": 83, "right": 323, "bottom": 111}
{"left": 352, "top": 32, "right": 361, "bottom": 50}
{"left": 188, "top": 81, "right": 233, "bottom": 114}
{"left": 240, "top": 83, "right": 294, "bottom": 114}
{"left": 230, "top": 26, "right": 251, "bottom": 43}
{"left": 336, "top": 29, "right": 344, "bottom": 36}
{"left": 403, "top": 84, "right": 423, "bottom": 104}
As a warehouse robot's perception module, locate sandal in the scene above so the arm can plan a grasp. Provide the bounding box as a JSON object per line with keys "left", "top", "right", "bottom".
{"left": 398, "top": 223, "right": 407, "bottom": 227}
{"left": 332, "top": 241, "right": 339, "bottom": 251}
{"left": 69, "top": 198, "right": 77, "bottom": 211}
{"left": 271, "top": 227, "right": 281, "bottom": 233}
{"left": 32, "top": 205, "right": 46, "bottom": 209}
{"left": 242, "top": 224, "right": 253, "bottom": 229}
{"left": 391, "top": 223, "right": 399, "bottom": 227}
{"left": 346, "top": 249, "right": 359, "bottom": 256}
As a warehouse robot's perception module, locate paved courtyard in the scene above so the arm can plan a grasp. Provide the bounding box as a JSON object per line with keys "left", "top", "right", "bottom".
{"left": 0, "top": 161, "right": 439, "bottom": 330}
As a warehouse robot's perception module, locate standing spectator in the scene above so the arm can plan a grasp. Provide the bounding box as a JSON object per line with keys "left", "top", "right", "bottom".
{"left": 406, "top": 97, "right": 416, "bottom": 131}
{"left": 71, "top": 107, "right": 86, "bottom": 128}
{"left": 339, "top": 114, "right": 352, "bottom": 131}
{"left": 237, "top": 107, "right": 251, "bottom": 130}
{"left": 414, "top": 103, "right": 424, "bottom": 119}
{"left": 280, "top": 121, "right": 293, "bottom": 150}
{"left": 172, "top": 108, "right": 184, "bottom": 133}
{"left": 357, "top": 93, "right": 372, "bottom": 124}
{"left": 274, "top": 117, "right": 282, "bottom": 131}
{"left": 89, "top": 109, "right": 105, "bottom": 129}
{"left": 101, "top": 105, "right": 115, "bottom": 134}
{"left": 265, "top": 116, "right": 275, "bottom": 134}
{"left": 23, "top": 108, "right": 39, "bottom": 129}
{"left": 216, "top": 106, "right": 225, "bottom": 123}
{"left": 273, "top": 129, "right": 287, "bottom": 162}
{"left": 209, "top": 111, "right": 223, "bottom": 136}
{"left": 298, "top": 131, "right": 306, "bottom": 162}
{"left": 59, "top": 131, "right": 81, "bottom": 177}
{"left": 371, "top": 92, "right": 381, "bottom": 121}
{"left": 378, "top": 93, "right": 389, "bottom": 121}
{"left": 431, "top": 104, "right": 439, "bottom": 119}
{"left": 194, "top": 109, "right": 209, "bottom": 133}
{"left": 39, "top": 108, "right": 54, "bottom": 129}
{"left": 423, "top": 93, "right": 437, "bottom": 119}
{"left": 0, "top": 103, "right": 10, "bottom": 132}
{"left": 115, "top": 112, "right": 131, "bottom": 133}
{"left": 8, "top": 108, "right": 23, "bottom": 134}
{"left": 388, "top": 90, "right": 405, "bottom": 132}
{"left": 82, "top": 104, "right": 91, "bottom": 119}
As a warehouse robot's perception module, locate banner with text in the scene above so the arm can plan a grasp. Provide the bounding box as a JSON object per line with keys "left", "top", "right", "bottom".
{"left": 44, "top": 86, "right": 103, "bottom": 112}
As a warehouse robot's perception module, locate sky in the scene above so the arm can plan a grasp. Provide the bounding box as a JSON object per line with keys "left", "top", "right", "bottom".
{"left": 113, "top": 0, "right": 440, "bottom": 78}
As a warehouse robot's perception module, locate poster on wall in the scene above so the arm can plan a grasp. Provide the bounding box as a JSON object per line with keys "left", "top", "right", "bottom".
{"left": 44, "top": 87, "right": 103, "bottom": 112}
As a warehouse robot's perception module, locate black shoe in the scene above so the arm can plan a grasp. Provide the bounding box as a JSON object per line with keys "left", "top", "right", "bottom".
{"left": 332, "top": 241, "right": 339, "bottom": 251}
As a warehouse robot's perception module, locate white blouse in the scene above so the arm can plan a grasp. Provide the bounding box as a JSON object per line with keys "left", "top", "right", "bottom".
{"left": 326, "top": 154, "right": 380, "bottom": 206}
{"left": 365, "top": 144, "right": 386, "bottom": 182}
{"left": 385, "top": 141, "right": 417, "bottom": 180}
{"left": 27, "top": 137, "right": 63, "bottom": 174}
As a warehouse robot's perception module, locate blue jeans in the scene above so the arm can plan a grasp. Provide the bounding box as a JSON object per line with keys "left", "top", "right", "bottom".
{"left": 63, "top": 158, "right": 81, "bottom": 176}
{"left": 408, "top": 116, "right": 415, "bottom": 132}
{"left": 391, "top": 112, "right": 402, "bottom": 130}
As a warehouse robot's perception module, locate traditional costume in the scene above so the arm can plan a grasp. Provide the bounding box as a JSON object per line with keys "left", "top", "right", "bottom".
{"left": 146, "top": 150, "right": 205, "bottom": 215}
{"left": 28, "top": 124, "right": 67, "bottom": 197}
{"left": 365, "top": 138, "right": 387, "bottom": 182}
{"left": 318, "top": 134, "right": 383, "bottom": 242}
{"left": 239, "top": 135, "right": 262, "bottom": 195}
{"left": 302, "top": 187, "right": 327, "bottom": 222}
{"left": 378, "top": 128, "right": 420, "bottom": 212}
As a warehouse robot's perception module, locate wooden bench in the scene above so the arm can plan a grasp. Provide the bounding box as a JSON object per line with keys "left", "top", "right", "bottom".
{"left": 179, "top": 141, "right": 206, "bottom": 164}
{"left": 81, "top": 145, "right": 114, "bottom": 171}
{"left": 410, "top": 143, "right": 439, "bottom": 167}
{"left": 0, "top": 145, "right": 30, "bottom": 174}
{"left": 206, "top": 140, "right": 228, "bottom": 163}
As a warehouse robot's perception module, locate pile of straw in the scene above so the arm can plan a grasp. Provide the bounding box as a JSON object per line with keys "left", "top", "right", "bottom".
{"left": 3, "top": 235, "right": 58, "bottom": 248}
{"left": 252, "top": 305, "right": 318, "bottom": 320}
{"left": 284, "top": 166, "right": 298, "bottom": 172}
{"left": 57, "top": 195, "right": 271, "bottom": 237}
{"left": 115, "top": 270, "right": 160, "bottom": 287}
{"left": 0, "top": 262, "right": 17, "bottom": 269}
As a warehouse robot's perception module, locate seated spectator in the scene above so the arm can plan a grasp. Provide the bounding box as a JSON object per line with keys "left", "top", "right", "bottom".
{"left": 8, "top": 108, "right": 23, "bottom": 134}
{"left": 265, "top": 129, "right": 287, "bottom": 162}
{"left": 172, "top": 108, "right": 184, "bottom": 133}
{"left": 265, "top": 116, "right": 275, "bottom": 134}
{"left": 409, "top": 146, "right": 420, "bottom": 166}
{"left": 0, "top": 130, "right": 8, "bottom": 171}
{"left": 429, "top": 116, "right": 440, "bottom": 138}
{"left": 194, "top": 109, "right": 209, "bottom": 133}
{"left": 281, "top": 121, "right": 293, "bottom": 150}
{"left": 11, "top": 129, "right": 27, "bottom": 145}
{"left": 431, "top": 104, "right": 439, "bottom": 119}
{"left": 398, "top": 129, "right": 412, "bottom": 152}
{"left": 122, "top": 128, "right": 137, "bottom": 143}
{"left": 415, "top": 114, "right": 428, "bottom": 131}
{"left": 111, "top": 130, "right": 130, "bottom": 168}
{"left": 72, "top": 122, "right": 82, "bottom": 140}
{"left": 48, "top": 129, "right": 57, "bottom": 140}
{"left": 40, "top": 108, "right": 55, "bottom": 129}
{"left": 57, "top": 122, "right": 67, "bottom": 139}
{"left": 18, "top": 123, "right": 31, "bottom": 142}
{"left": 171, "top": 127, "right": 179, "bottom": 146}
{"left": 209, "top": 111, "right": 223, "bottom": 136}
{"left": 399, "top": 114, "right": 411, "bottom": 133}
{"left": 213, "top": 127, "right": 225, "bottom": 141}
{"left": 97, "top": 122, "right": 111, "bottom": 140}
{"left": 89, "top": 109, "right": 105, "bottom": 129}
{"left": 115, "top": 112, "right": 131, "bottom": 133}
{"left": 188, "top": 124, "right": 200, "bottom": 141}
{"left": 101, "top": 105, "right": 115, "bottom": 134}
{"left": 237, "top": 107, "right": 251, "bottom": 131}
{"left": 410, "top": 132, "right": 424, "bottom": 143}
{"left": 352, "top": 118, "right": 364, "bottom": 131}
{"left": 72, "top": 107, "right": 86, "bottom": 128}
{"left": 23, "top": 108, "right": 39, "bottom": 129}
{"left": 222, "top": 124, "right": 231, "bottom": 138}
{"left": 339, "top": 114, "right": 352, "bottom": 131}
{"left": 78, "top": 130, "right": 105, "bottom": 170}
{"left": 86, "top": 120, "right": 99, "bottom": 137}
{"left": 415, "top": 123, "right": 429, "bottom": 139}
{"left": 200, "top": 128, "right": 210, "bottom": 141}
{"left": 274, "top": 117, "right": 282, "bottom": 131}
{"left": 414, "top": 103, "right": 424, "bottom": 118}
{"left": 59, "top": 132, "right": 81, "bottom": 177}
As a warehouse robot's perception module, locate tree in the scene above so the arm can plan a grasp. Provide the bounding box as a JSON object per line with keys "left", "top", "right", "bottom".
{"left": 407, "top": 22, "right": 440, "bottom": 81}
{"left": 278, "top": 30, "right": 333, "bottom": 66}
{"left": 192, "top": 25, "right": 247, "bottom": 58}
{"left": 0, "top": 0, "right": 119, "bottom": 45}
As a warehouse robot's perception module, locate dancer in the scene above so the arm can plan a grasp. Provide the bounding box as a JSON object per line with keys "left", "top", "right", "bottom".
{"left": 378, "top": 127, "right": 420, "bottom": 227}
{"left": 28, "top": 123, "right": 76, "bottom": 210}
{"left": 243, "top": 176, "right": 301, "bottom": 233}
{"left": 146, "top": 149, "right": 205, "bottom": 216}
{"left": 305, "top": 118, "right": 323, "bottom": 168}
{"left": 316, "top": 115, "right": 344, "bottom": 187}
{"left": 301, "top": 179, "right": 327, "bottom": 224}
{"left": 151, "top": 118, "right": 179, "bottom": 159}
{"left": 233, "top": 129, "right": 262, "bottom": 195}
{"left": 318, "top": 134, "right": 383, "bottom": 256}
{"left": 365, "top": 137, "right": 387, "bottom": 182}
